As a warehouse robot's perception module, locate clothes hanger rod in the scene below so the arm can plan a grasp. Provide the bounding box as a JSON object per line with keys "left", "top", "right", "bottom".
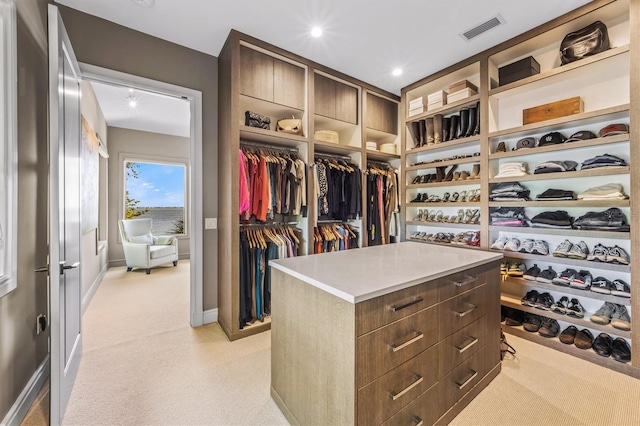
{"left": 314, "top": 152, "right": 352, "bottom": 161}
{"left": 240, "top": 140, "right": 299, "bottom": 154}
{"left": 240, "top": 222, "right": 299, "bottom": 228}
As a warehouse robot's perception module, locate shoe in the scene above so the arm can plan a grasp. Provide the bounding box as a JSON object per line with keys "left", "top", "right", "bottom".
{"left": 606, "top": 246, "right": 630, "bottom": 265}
{"left": 504, "top": 237, "right": 521, "bottom": 252}
{"left": 518, "top": 239, "right": 534, "bottom": 253}
{"left": 536, "top": 267, "right": 557, "bottom": 284}
{"left": 566, "top": 241, "right": 589, "bottom": 260}
{"left": 411, "top": 121, "right": 422, "bottom": 148}
{"left": 425, "top": 117, "right": 435, "bottom": 145}
{"left": 444, "top": 165, "right": 458, "bottom": 181}
{"left": 449, "top": 114, "right": 460, "bottom": 140}
{"left": 569, "top": 270, "right": 592, "bottom": 289}
{"left": 507, "top": 263, "right": 525, "bottom": 277}
{"left": 553, "top": 240, "right": 573, "bottom": 257}
{"left": 491, "top": 236, "right": 509, "bottom": 250}
{"left": 523, "top": 264, "right": 540, "bottom": 281}
{"left": 559, "top": 325, "right": 578, "bottom": 344}
{"left": 566, "top": 298, "right": 585, "bottom": 318}
{"left": 551, "top": 296, "right": 570, "bottom": 314}
{"left": 552, "top": 269, "right": 577, "bottom": 286}
{"left": 593, "top": 333, "right": 613, "bottom": 357}
{"left": 521, "top": 290, "right": 539, "bottom": 307}
{"left": 611, "top": 304, "right": 631, "bottom": 331}
{"left": 433, "top": 114, "right": 443, "bottom": 144}
{"left": 467, "top": 164, "right": 480, "bottom": 179}
{"left": 590, "top": 302, "right": 615, "bottom": 325}
{"left": 539, "top": 318, "right": 560, "bottom": 338}
{"left": 505, "top": 308, "right": 524, "bottom": 326}
{"left": 465, "top": 105, "right": 477, "bottom": 138}
{"left": 591, "top": 276, "right": 613, "bottom": 295}
{"left": 586, "top": 243, "right": 608, "bottom": 262}
{"left": 611, "top": 279, "right": 631, "bottom": 298}
{"left": 611, "top": 338, "right": 631, "bottom": 363}
{"left": 472, "top": 102, "right": 480, "bottom": 135}
{"left": 459, "top": 108, "right": 469, "bottom": 138}
{"left": 496, "top": 141, "right": 507, "bottom": 153}
{"left": 531, "top": 240, "right": 549, "bottom": 255}
{"left": 523, "top": 313, "right": 542, "bottom": 332}
{"left": 500, "top": 261, "right": 509, "bottom": 276}
{"left": 574, "top": 329, "right": 594, "bottom": 350}
{"left": 535, "top": 292, "right": 554, "bottom": 311}
{"left": 442, "top": 117, "right": 451, "bottom": 142}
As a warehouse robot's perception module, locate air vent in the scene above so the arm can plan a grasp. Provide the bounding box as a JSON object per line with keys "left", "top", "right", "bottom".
{"left": 461, "top": 14, "right": 505, "bottom": 41}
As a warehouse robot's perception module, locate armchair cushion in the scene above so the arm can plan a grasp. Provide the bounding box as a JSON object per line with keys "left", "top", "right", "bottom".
{"left": 154, "top": 236, "right": 176, "bottom": 245}
{"left": 129, "top": 233, "right": 153, "bottom": 245}
{"left": 150, "top": 245, "right": 176, "bottom": 259}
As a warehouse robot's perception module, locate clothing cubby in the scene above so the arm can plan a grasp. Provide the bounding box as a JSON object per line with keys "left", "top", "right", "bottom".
{"left": 400, "top": 0, "right": 640, "bottom": 377}
{"left": 219, "top": 31, "right": 400, "bottom": 340}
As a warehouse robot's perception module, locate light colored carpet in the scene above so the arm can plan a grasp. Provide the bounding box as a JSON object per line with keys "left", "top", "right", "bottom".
{"left": 22, "top": 261, "right": 640, "bottom": 425}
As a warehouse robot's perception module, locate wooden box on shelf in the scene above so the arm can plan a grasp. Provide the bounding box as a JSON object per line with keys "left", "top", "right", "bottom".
{"left": 498, "top": 56, "right": 540, "bottom": 87}
{"left": 522, "top": 96, "right": 584, "bottom": 125}
{"left": 448, "top": 79, "right": 478, "bottom": 94}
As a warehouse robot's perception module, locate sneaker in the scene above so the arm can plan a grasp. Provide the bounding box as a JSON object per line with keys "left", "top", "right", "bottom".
{"left": 591, "top": 276, "right": 613, "bottom": 295}
{"left": 611, "top": 279, "right": 631, "bottom": 298}
{"left": 507, "top": 263, "right": 525, "bottom": 277}
{"left": 611, "top": 304, "right": 631, "bottom": 331}
{"left": 566, "top": 298, "right": 585, "bottom": 318}
{"left": 612, "top": 337, "right": 631, "bottom": 363}
{"left": 552, "top": 269, "right": 577, "bottom": 286}
{"left": 586, "top": 243, "right": 608, "bottom": 262}
{"left": 593, "top": 333, "right": 613, "bottom": 357}
{"left": 500, "top": 261, "right": 509, "bottom": 276}
{"left": 559, "top": 325, "right": 578, "bottom": 344}
{"left": 566, "top": 241, "right": 589, "bottom": 260}
{"left": 535, "top": 292, "right": 554, "bottom": 310}
{"left": 574, "top": 329, "right": 594, "bottom": 350}
{"left": 491, "top": 237, "right": 509, "bottom": 250}
{"left": 521, "top": 290, "right": 539, "bottom": 307}
{"left": 539, "top": 318, "right": 560, "bottom": 337}
{"left": 523, "top": 313, "right": 542, "bottom": 332}
{"left": 523, "top": 264, "right": 540, "bottom": 281}
{"left": 551, "top": 296, "right": 570, "bottom": 314}
{"left": 569, "top": 270, "right": 592, "bottom": 289}
{"left": 590, "top": 302, "right": 615, "bottom": 325}
{"left": 606, "top": 246, "right": 630, "bottom": 264}
{"left": 553, "top": 239, "right": 573, "bottom": 257}
{"left": 536, "top": 267, "right": 557, "bottom": 284}
{"left": 519, "top": 239, "right": 534, "bottom": 253}
{"left": 504, "top": 238, "right": 521, "bottom": 252}
{"left": 531, "top": 240, "right": 549, "bottom": 255}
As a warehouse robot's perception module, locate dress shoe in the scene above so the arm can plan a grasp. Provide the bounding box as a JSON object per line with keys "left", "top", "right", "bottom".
{"left": 449, "top": 114, "right": 460, "bottom": 140}
{"left": 433, "top": 114, "right": 443, "bottom": 143}
{"left": 426, "top": 117, "right": 435, "bottom": 145}
{"left": 418, "top": 120, "right": 427, "bottom": 147}
{"left": 442, "top": 117, "right": 451, "bottom": 142}
{"left": 612, "top": 337, "right": 631, "bottom": 363}
{"left": 465, "top": 105, "right": 476, "bottom": 138}
{"left": 411, "top": 121, "right": 421, "bottom": 148}
{"left": 459, "top": 108, "right": 469, "bottom": 138}
{"left": 593, "top": 333, "right": 613, "bottom": 357}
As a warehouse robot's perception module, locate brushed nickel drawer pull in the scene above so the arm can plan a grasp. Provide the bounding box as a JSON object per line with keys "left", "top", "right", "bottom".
{"left": 389, "top": 296, "right": 423, "bottom": 312}
{"left": 390, "top": 332, "right": 424, "bottom": 352}
{"left": 455, "top": 337, "right": 479, "bottom": 353}
{"left": 455, "top": 304, "right": 477, "bottom": 317}
{"left": 452, "top": 275, "right": 478, "bottom": 287}
{"left": 389, "top": 374, "right": 423, "bottom": 401}
{"left": 455, "top": 369, "right": 478, "bottom": 390}
{"left": 412, "top": 416, "right": 424, "bottom": 426}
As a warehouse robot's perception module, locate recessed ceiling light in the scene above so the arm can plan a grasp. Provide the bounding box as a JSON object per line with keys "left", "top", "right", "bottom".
{"left": 311, "top": 27, "right": 323, "bottom": 38}
{"left": 126, "top": 95, "right": 138, "bottom": 108}
{"left": 392, "top": 68, "right": 403, "bottom": 77}
{"left": 131, "top": 0, "right": 155, "bottom": 8}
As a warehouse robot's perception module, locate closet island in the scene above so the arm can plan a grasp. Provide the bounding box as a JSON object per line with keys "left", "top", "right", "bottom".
{"left": 270, "top": 242, "right": 502, "bottom": 426}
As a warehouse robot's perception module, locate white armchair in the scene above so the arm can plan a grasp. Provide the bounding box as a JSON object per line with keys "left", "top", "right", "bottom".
{"left": 118, "top": 219, "right": 178, "bottom": 274}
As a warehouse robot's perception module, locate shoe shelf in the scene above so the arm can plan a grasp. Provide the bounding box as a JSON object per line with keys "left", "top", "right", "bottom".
{"left": 502, "top": 325, "right": 638, "bottom": 378}
{"left": 313, "top": 140, "right": 362, "bottom": 155}
{"left": 502, "top": 276, "right": 631, "bottom": 306}
{"left": 408, "top": 237, "right": 481, "bottom": 250}
{"left": 408, "top": 202, "right": 480, "bottom": 207}
{"left": 488, "top": 134, "right": 629, "bottom": 160}
{"left": 407, "top": 157, "right": 479, "bottom": 171}
{"left": 501, "top": 294, "right": 631, "bottom": 339}
{"left": 366, "top": 150, "right": 400, "bottom": 161}
{"left": 405, "top": 95, "right": 480, "bottom": 123}
{"left": 491, "top": 250, "right": 631, "bottom": 273}
{"left": 489, "top": 166, "right": 630, "bottom": 184}
{"left": 488, "top": 200, "right": 630, "bottom": 208}
{"left": 407, "top": 180, "right": 481, "bottom": 189}
{"left": 406, "top": 221, "right": 481, "bottom": 229}
{"left": 405, "top": 135, "right": 480, "bottom": 156}
{"left": 489, "top": 226, "right": 630, "bottom": 240}
{"left": 487, "top": 104, "right": 630, "bottom": 141}
{"left": 489, "top": 45, "right": 630, "bottom": 98}
{"left": 239, "top": 125, "right": 309, "bottom": 147}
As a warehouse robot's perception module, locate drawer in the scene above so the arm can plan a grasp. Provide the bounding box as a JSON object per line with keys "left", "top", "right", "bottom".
{"left": 440, "top": 348, "right": 487, "bottom": 410}
{"left": 356, "top": 280, "right": 439, "bottom": 336}
{"left": 380, "top": 382, "right": 442, "bottom": 426}
{"left": 357, "top": 305, "right": 438, "bottom": 387}
{"left": 438, "top": 284, "right": 487, "bottom": 340}
{"left": 438, "top": 316, "right": 486, "bottom": 379}
{"left": 438, "top": 261, "right": 499, "bottom": 302}
{"left": 357, "top": 344, "right": 439, "bottom": 426}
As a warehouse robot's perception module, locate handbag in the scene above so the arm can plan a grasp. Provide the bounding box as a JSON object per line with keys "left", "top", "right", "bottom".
{"left": 245, "top": 111, "right": 271, "bottom": 130}
{"left": 500, "top": 328, "right": 516, "bottom": 361}
{"left": 276, "top": 117, "right": 303, "bottom": 136}
{"left": 560, "top": 21, "right": 610, "bottom": 65}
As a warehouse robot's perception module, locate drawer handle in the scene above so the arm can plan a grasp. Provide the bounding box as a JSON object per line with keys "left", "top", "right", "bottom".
{"left": 390, "top": 332, "right": 424, "bottom": 352}
{"left": 389, "top": 374, "right": 423, "bottom": 401}
{"left": 389, "top": 296, "right": 423, "bottom": 312}
{"left": 455, "top": 304, "right": 477, "bottom": 317}
{"left": 455, "top": 337, "right": 479, "bottom": 353}
{"left": 455, "top": 369, "right": 478, "bottom": 390}
{"left": 452, "top": 275, "right": 478, "bottom": 287}
{"left": 413, "top": 416, "right": 424, "bottom": 426}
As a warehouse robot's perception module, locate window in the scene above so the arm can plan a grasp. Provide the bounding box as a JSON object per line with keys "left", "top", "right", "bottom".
{"left": 124, "top": 160, "right": 187, "bottom": 236}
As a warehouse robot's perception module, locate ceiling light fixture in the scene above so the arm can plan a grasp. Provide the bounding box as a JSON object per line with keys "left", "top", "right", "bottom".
{"left": 126, "top": 95, "right": 138, "bottom": 109}
{"left": 392, "top": 68, "right": 403, "bottom": 77}
{"left": 311, "top": 27, "right": 323, "bottom": 38}
{"left": 130, "top": 0, "right": 155, "bottom": 8}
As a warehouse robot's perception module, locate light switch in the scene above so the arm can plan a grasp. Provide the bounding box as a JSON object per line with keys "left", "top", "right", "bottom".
{"left": 205, "top": 218, "right": 217, "bottom": 229}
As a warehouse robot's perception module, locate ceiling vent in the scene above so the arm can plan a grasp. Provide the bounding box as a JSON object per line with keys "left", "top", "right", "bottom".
{"left": 460, "top": 14, "right": 505, "bottom": 41}
{"left": 130, "top": 0, "right": 155, "bottom": 7}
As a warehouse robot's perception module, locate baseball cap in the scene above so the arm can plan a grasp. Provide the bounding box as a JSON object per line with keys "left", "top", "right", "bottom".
{"left": 514, "top": 137, "right": 536, "bottom": 150}
{"left": 598, "top": 123, "right": 629, "bottom": 138}
{"left": 538, "top": 132, "right": 567, "bottom": 147}
{"left": 566, "top": 130, "right": 597, "bottom": 143}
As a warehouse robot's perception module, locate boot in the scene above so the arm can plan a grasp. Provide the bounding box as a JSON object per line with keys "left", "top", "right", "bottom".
{"left": 410, "top": 121, "right": 421, "bottom": 148}
{"left": 418, "top": 120, "right": 427, "bottom": 147}
{"left": 465, "top": 105, "right": 476, "bottom": 138}
{"left": 450, "top": 114, "right": 460, "bottom": 140}
{"left": 444, "top": 165, "right": 458, "bottom": 182}
{"left": 472, "top": 101, "right": 480, "bottom": 135}
{"left": 468, "top": 163, "right": 480, "bottom": 179}
{"left": 434, "top": 114, "right": 443, "bottom": 143}
{"left": 442, "top": 117, "right": 451, "bottom": 142}
{"left": 426, "top": 117, "right": 435, "bottom": 145}
{"left": 459, "top": 108, "right": 469, "bottom": 137}
{"left": 435, "top": 166, "right": 446, "bottom": 182}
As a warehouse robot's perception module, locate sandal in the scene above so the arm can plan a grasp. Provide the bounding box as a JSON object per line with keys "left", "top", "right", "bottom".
{"left": 464, "top": 209, "right": 474, "bottom": 224}
{"left": 413, "top": 209, "right": 423, "bottom": 221}
{"left": 471, "top": 209, "right": 481, "bottom": 224}
{"left": 434, "top": 210, "right": 444, "bottom": 222}
{"left": 428, "top": 211, "right": 437, "bottom": 222}
{"left": 412, "top": 175, "right": 421, "bottom": 184}
{"left": 459, "top": 190, "right": 468, "bottom": 202}
{"left": 450, "top": 192, "right": 460, "bottom": 202}
{"left": 442, "top": 192, "right": 451, "bottom": 202}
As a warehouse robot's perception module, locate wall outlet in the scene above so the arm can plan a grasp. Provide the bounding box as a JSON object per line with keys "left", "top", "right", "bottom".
{"left": 205, "top": 218, "right": 217, "bottom": 229}
{"left": 36, "top": 314, "right": 47, "bottom": 334}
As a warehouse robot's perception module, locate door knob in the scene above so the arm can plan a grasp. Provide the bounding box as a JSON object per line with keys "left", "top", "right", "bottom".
{"left": 59, "top": 261, "right": 80, "bottom": 275}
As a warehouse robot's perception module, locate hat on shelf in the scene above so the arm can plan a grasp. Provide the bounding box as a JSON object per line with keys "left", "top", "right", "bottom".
{"left": 538, "top": 131, "right": 567, "bottom": 147}
{"left": 598, "top": 123, "right": 629, "bottom": 138}
{"left": 514, "top": 137, "right": 536, "bottom": 150}
{"left": 366, "top": 141, "right": 378, "bottom": 151}
{"left": 314, "top": 130, "right": 339, "bottom": 144}
{"left": 565, "top": 130, "right": 597, "bottom": 143}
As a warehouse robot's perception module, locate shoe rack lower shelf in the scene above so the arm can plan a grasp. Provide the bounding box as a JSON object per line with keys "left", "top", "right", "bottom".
{"left": 489, "top": 225, "right": 630, "bottom": 240}
{"left": 407, "top": 237, "right": 481, "bottom": 250}
{"left": 407, "top": 221, "right": 481, "bottom": 229}
{"left": 502, "top": 276, "right": 632, "bottom": 305}
{"left": 491, "top": 250, "right": 631, "bottom": 273}
{"left": 501, "top": 294, "right": 631, "bottom": 339}
{"left": 502, "top": 325, "right": 639, "bottom": 379}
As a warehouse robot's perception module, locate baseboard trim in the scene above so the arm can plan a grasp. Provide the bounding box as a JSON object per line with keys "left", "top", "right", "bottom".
{"left": 1, "top": 355, "right": 50, "bottom": 426}
{"left": 109, "top": 255, "right": 190, "bottom": 268}
{"left": 82, "top": 262, "right": 108, "bottom": 315}
{"left": 203, "top": 308, "right": 218, "bottom": 324}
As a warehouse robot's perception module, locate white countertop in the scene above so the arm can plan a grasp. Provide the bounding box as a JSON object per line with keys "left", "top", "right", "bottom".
{"left": 270, "top": 242, "right": 503, "bottom": 303}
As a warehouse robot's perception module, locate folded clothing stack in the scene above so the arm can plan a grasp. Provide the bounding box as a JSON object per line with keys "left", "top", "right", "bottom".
{"left": 490, "top": 182, "right": 530, "bottom": 201}
{"left": 490, "top": 207, "right": 528, "bottom": 227}
{"left": 533, "top": 160, "right": 578, "bottom": 174}
{"left": 581, "top": 154, "right": 627, "bottom": 170}
{"left": 573, "top": 208, "right": 630, "bottom": 232}
{"left": 530, "top": 210, "right": 573, "bottom": 229}
{"left": 578, "top": 183, "right": 628, "bottom": 200}
{"left": 535, "top": 188, "right": 576, "bottom": 201}
{"left": 494, "top": 162, "right": 528, "bottom": 178}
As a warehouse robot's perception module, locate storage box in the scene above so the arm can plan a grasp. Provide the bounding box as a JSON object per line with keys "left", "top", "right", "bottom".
{"left": 447, "top": 88, "right": 477, "bottom": 103}
{"left": 408, "top": 106, "right": 425, "bottom": 117}
{"left": 448, "top": 80, "right": 478, "bottom": 94}
{"left": 522, "top": 96, "right": 583, "bottom": 125}
{"left": 427, "top": 100, "right": 444, "bottom": 111}
{"left": 427, "top": 90, "right": 447, "bottom": 104}
{"left": 314, "top": 130, "right": 339, "bottom": 144}
{"left": 366, "top": 141, "right": 378, "bottom": 151}
{"left": 409, "top": 97, "right": 425, "bottom": 109}
{"left": 380, "top": 143, "right": 396, "bottom": 154}
{"left": 499, "top": 56, "right": 540, "bottom": 86}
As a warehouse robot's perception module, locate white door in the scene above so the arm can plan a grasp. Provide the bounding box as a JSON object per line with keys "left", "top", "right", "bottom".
{"left": 48, "top": 5, "right": 82, "bottom": 424}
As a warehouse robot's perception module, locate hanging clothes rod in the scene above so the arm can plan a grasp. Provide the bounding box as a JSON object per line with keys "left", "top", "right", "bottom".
{"left": 240, "top": 222, "right": 299, "bottom": 228}
{"left": 367, "top": 159, "right": 392, "bottom": 167}
{"left": 314, "top": 152, "right": 353, "bottom": 161}
{"left": 240, "top": 140, "right": 299, "bottom": 153}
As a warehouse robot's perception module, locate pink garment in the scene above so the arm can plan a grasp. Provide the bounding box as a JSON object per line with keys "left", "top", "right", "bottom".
{"left": 239, "top": 150, "right": 250, "bottom": 214}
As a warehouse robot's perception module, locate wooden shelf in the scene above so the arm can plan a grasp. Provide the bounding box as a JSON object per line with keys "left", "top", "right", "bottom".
{"left": 488, "top": 199, "right": 630, "bottom": 208}
{"left": 501, "top": 294, "right": 631, "bottom": 339}
{"left": 407, "top": 202, "right": 480, "bottom": 208}
{"left": 405, "top": 135, "right": 480, "bottom": 155}
{"left": 405, "top": 95, "right": 480, "bottom": 123}
{"left": 491, "top": 250, "right": 631, "bottom": 273}
{"left": 366, "top": 150, "right": 400, "bottom": 161}
{"left": 489, "top": 226, "right": 630, "bottom": 240}
{"left": 240, "top": 125, "right": 308, "bottom": 146}
{"left": 408, "top": 237, "right": 481, "bottom": 250}
{"left": 489, "top": 45, "right": 631, "bottom": 98}
{"left": 406, "top": 221, "right": 481, "bottom": 229}
{"left": 489, "top": 166, "right": 630, "bottom": 183}
{"left": 407, "top": 156, "right": 479, "bottom": 171}
{"left": 407, "top": 180, "right": 480, "bottom": 189}
{"left": 313, "top": 140, "right": 361, "bottom": 156}
{"left": 489, "top": 134, "right": 629, "bottom": 160}
{"left": 488, "top": 105, "right": 630, "bottom": 141}
{"left": 502, "top": 276, "right": 632, "bottom": 305}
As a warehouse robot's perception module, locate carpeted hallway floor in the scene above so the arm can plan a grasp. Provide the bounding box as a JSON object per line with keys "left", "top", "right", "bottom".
{"left": 22, "top": 261, "right": 640, "bottom": 425}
